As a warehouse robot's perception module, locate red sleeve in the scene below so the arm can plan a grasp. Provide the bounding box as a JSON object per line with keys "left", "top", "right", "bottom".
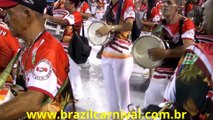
{"left": 81, "top": 2, "right": 90, "bottom": 13}
{"left": 9, "top": 36, "right": 20, "bottom": 56}
{"left": 121, "top": 0, "right": 135, "bottom": 15}
{"left": 187, "top": 3, "right": 193, "bottom": 13}
{"left": 182, "top": 18, "right": 195, "bottom": 33}
{"left": 150, "top": 7, "right": 158, "bottom": 19}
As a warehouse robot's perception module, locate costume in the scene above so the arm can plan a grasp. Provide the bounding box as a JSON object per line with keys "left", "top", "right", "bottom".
{"left": 77, "top": 1, "right": 91, "bottom": 14}
{"left": 0, "top": 22, "right": 20, "bottom": 73}
{"left": 101, "top": 0, "right": 135, "bottom": 112}
{"left": 62, "top": 10, "right": 84, "bottom": 100}
{"left": 143, "top": 17, "right": 195, "bottom": 108}
{"left": 150, "top": 3, "right": 163, "bottom": 23}
{"left": 164, "top": 41, "right": 213, "bottom": 119}
{"left": 20, "top": 31, "right": 68, "bottom": 99}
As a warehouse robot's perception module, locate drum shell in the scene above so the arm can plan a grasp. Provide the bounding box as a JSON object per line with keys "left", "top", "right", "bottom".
{"left": 132, "top": 35, "right": 169, "bottom": 68}
{"left": 87, "top": 21, "right": 111, "bottom": 46}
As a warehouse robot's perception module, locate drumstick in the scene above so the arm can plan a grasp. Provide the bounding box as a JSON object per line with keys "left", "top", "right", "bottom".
{"left": 158, "top": 102, "right": 172, "bottom": 113}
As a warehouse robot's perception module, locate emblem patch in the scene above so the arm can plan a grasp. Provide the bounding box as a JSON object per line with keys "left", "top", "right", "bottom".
{"left": 183, "top": 53, "right": 198, "bottom": 65}
{"left": 32, "top": 60, "right": 52, "bottom": 80}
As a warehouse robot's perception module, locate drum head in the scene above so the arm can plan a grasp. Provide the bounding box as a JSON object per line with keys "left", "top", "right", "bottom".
{"left": 132, "top": 35, "right": 166, "bottom": 68}
{"left": 87, "top": 21, "right": 110, "bottom": 45}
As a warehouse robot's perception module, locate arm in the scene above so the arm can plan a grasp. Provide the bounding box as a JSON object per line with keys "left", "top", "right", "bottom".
{"left": 0, "top": 90, "right": 45, "bottom": 120}
{"left": 44, "top": 14, "right": 68, "bottom": 26}
{"left": 149, "top": 39, "right": 194, "bottom": 60}
{"left": 62, "top": 36, "right": 72, "bottom": 42}
{"left": 96, "top": 18, "right": 134, "bottom": 36}
{"left": 142, "top": 20, "right": 155, "bottom": 28}
{"left": 80, "top": 12, "right": 92, "bottom": 19}
{"left": 110, "top": 18, "right": 134, "bottom": 32}
{"left": 164, "top": 39, "right": 194, "bottom": 58}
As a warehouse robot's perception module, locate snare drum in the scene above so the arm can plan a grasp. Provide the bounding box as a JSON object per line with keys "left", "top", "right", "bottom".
{"left": 132, "top": 35, "right": 169, "bottom": 68}
{"left": 87, "top": 21, "right": 111, "bottom": 45}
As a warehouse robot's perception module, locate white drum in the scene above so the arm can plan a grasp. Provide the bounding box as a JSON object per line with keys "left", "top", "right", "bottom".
{"left": 87, "top": 21, "right": 111, "bottom": 45}
{"left": 132, "top": 35, "right": 169, "bottom": 68}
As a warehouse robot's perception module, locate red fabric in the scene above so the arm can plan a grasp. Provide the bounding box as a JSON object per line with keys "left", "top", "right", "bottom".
{"left": 195, "top": 43, "right": 213, "bottom": 71}
{"left": 0, "top": 0, "right": 18, "bottom": 7}
{"left": 79, "top": 1, "right": 90, "bottom": 13}
{"left": 113, "top": 0, "right": 135, "bottom": 21}
{"left": 165, "top": 18, "right": 195, "bottom": 36}
{"left": 0, "top": 25, "right": 19, "bottom": 72}
{"left": 62, "top": 10, "right": 82, "bottom": 41}
{"left": 21, "top": 31, "right": 69, "bottom": 87}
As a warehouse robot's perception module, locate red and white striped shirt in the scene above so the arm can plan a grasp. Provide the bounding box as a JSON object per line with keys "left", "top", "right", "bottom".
{"left": 102, "top": 0, "right": 135, "bottom": 59}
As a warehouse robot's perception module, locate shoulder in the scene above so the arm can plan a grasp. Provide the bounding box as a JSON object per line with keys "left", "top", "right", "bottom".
{"left": 83, "top": 1, "right": 90, "bottom": 7}
{"left": 41, "top": 32, "right": 64, "bottom": 51}
{"left": 123, "top": 0, "right": 134, "bottom": 7}
{"left": 182, "top": 17, "right": 195, "bottom": 32}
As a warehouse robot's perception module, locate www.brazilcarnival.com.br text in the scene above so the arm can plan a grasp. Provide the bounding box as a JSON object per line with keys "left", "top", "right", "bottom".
{"left": 26, "top": 109, "right": 187, "bottom": 119}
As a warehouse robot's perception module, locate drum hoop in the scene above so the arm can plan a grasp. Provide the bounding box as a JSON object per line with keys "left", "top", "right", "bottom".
{"left": 87, "top": 21, "right": 111, "bottom": 46}
{"left": 132, "top": 35, "right": 166, "bottom": 68}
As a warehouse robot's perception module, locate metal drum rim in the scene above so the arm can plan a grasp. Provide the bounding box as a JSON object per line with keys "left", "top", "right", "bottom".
{"left": 132, "top": 35, "right": 167, "bottom": 68}
{"left": 87, "top": 21, "right": 111, "bottom": 46}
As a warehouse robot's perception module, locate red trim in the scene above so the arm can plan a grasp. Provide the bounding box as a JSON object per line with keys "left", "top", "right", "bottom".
{"left": 153, "top": 75, "right": 171, "bottom": 79}
{"left": 207, "top": 91, "right": 213, "bottom": 97}
{"left": 124, "top": 17, "right": 135, "bottom": 21}
{"left": 112, "top": 42, "right": 129, "bottom": 50}
{"left": 64, "top": 19, "right": 70, "bottom": 26}
{"left": 0, "top": 89, "right": 8, "bottom": 95}
{"left": 182, "top": 38, "right": 194, "bottom": 41}
{"left": 109, "top": 45, "right": 123, "bottom": 53}
{"left": 116, "top": 39, "right": 131, "bottom": 45}
{"left": 28, "top": 86, "right": 54, "bottom": 99}
{"left": 163, "top": 98, "right": 168, "bottom": 102}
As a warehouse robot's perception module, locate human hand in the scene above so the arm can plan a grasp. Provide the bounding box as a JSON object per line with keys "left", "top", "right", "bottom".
{"left": 148, "top": 48, "right": 167, "bottom": 61}
{"left": 96, "top": 25, "right": 112, "bottom": 36}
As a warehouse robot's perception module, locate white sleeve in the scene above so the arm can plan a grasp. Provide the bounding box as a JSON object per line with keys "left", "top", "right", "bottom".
{"left": 123, "top": 6, "right": 135, "bottom": 21}
{"left": 63, "top": 14, "right": 75, "bottom": 25}
{"left": 181, "top": 29, "right": 195, "bottom": 40}
{"left": 27, "top": 59, "right": 58, "bottom": 99}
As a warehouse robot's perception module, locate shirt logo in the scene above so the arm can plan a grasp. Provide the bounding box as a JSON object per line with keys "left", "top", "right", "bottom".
{"left": 183, "top": 53, "right": 198, "bottom": 65}
{"left": 36, "top": 67, "right": 48, "bottom": 72}
{"left": 32, "top": 59, "right": 52, "bottom": 80}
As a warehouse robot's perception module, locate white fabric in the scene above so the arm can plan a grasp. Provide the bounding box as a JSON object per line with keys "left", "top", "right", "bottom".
{"left": 68, "top": 56, "right": 84, "bottom": 100}
{"left": 27, "top": 59, "right": 58, "bottom": 97}
{"left": 53, "top": 9, "right": 69, "bottom": 19}
{"left": 63, "top": 14, "right": 75, "bottom": 25}
{"left": 123, "top": 6, "right": 135, "bottom": 21}
{"left": 101, "top": 57, "right": 133, "bottom": 112}
{"left": 143, "top": 71, "right": 171, "bottom": 108}
{"left": 164, "top": 74, "right": 177, "bottom": 103}
{"left": 181, "top": 29, "right": 195, "bottom": 40}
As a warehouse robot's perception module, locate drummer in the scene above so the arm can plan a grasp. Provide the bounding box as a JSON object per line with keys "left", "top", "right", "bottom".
{"left": 0, "top": 8, "right": 20, "bottom": 83}
{"left": 44, "top": 0, "right": 84, "bottom": 102}
{"left": 96, "top": 0, "right": 135, "bottom": 115}
{"left": 164, "top": 0, "right": 213, "bottom": 119}
{"left": 0, "top": 0, "right": 69, "bottom": 119}
{"left": 143, "top": 0, "right": 195, "bottom": 108}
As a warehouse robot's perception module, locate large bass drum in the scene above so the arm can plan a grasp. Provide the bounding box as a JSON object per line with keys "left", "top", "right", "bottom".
{"left": 87, "top": 21, "right": 111, "bottom": 45}
{"left": 132, "top": 35, "right": 169, "bottom": 68}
